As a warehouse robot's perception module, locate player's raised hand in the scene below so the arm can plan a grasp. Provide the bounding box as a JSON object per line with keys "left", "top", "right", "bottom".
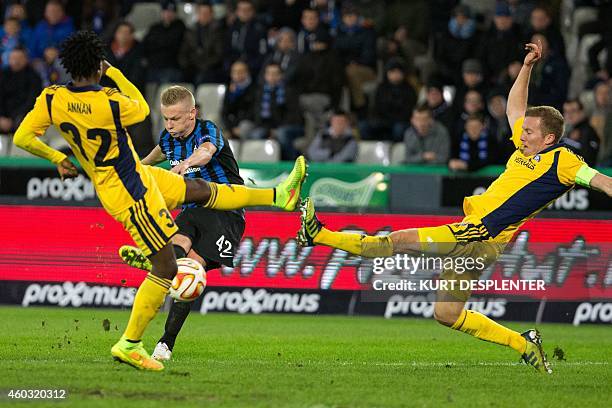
{"left": 100, "top": 60, "right": 112, "bottom": 77}
{"left": 523, "top": 42, "right": 542, "bottom": 66}
{"left": 57, "top": 158, "right": 78, "bottom": 180}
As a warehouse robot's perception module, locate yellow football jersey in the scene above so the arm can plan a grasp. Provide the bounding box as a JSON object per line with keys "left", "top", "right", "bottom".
{"left": 463, "top": 117, "right": 585, "bottom": 239}
{"left": 17, "top": 72, "right": 149, "bottom": 216}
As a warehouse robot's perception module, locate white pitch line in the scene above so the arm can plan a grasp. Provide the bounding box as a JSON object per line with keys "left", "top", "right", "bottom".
{"left": 4, "top": 358, "right": 608, "bottom": 367}
{"left": 198, "top": 358, "right": 609, "bottom": 367}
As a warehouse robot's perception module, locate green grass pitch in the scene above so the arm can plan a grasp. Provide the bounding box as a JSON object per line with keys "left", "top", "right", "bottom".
{"left": 0, "top": 306, "right": 610, "bottom": 407}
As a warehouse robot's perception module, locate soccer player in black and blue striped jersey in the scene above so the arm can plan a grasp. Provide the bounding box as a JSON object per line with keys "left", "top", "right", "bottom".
{"left": 119, "top": 85, "right": 246, "bottom": 360}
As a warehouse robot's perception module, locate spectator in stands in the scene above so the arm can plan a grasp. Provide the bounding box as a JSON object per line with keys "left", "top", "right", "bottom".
{"left": 267, "top": 0, "right": 309, "bottom": 32}
{"left": 454, "top": 59, "right": 486, "bottom": 116}
{"left": 449, "top": 113, "right": 498, "bottom": 172}
{"left": 224, "top": 0, "right": 268, "bottom": 78}
{"left": 307, "top": 109, "right": 357, "bottom": 163}
{"left": 334, "top": 3, "right": 377, "bottom": 113}
{"left": 434, "top": 4, "right": 480, "bottom": 86}
{"left": 293, "top": 29, "right": 344, "bottom": 138}
{"left": 591, "top": 81, "right": 612, "bottom": 166}
{"left": 142, "top": 0, "right": 186, "bottom": 83}
{"left": 403, "top": 104, "right": 450, "bottom": 164}
{"left": 580, "top": 3, "right": 612, "bottom": 83}
{"left": 479, "top": 2, "right": 523, "bottom": 83}
{"left": 35, "top": 46, "right": 69, "bottom": 86}
{"left": 577, "top": 0, "right": 612, "bottom": 42}
{"left": 486, "top": 89, "right": 515, "bottom": 161}
{"left": 359, "top": 58, "right": 416, "bottom": 142}
{"left": 507, "top": 0, "right": 537, "bottom": 25}
{"left": 3, "top": 4, "right": 32, "bottom": 47}
{"left": 1, "top": 18, "right": 23, "bottom": 68}
{"left": 81, "top": 0, "right": 120, "bottom": 41}
{"left": 379, "top": 25, "right": 427, "bottom": 74}
{"left": 102, "top": 21, "right": 152, "bottom": 157}
{"left": 248, "top": 63, "right": 301, "bottom": 140}
{"left": 588, "top": 32, "right": 612, "bottom": 83}
{"left": 179, "top": 2, "right": 225, "bottom": 85}
{"left": 392, "top": 25, "right": 427, "bottom": 61}
{"left": 527, "top": 33, "right": 570, "bottom": 111}
{"left": 312, "top": 0, "right": 341, "bottom": 35}
{"left": 427, "top": 0, "right": 458, "bottom": 38}
{"left": 563, "top": 99, "right": 600, "bottom": 166}
{"left": 453, "top": 89, "right": 485, "bottom": 141}
{"left": 262, "top": 27, "right": 299, "bottom": 84}
{"left": 0, "top": 47, "right": 41, "bottom": 133}
{"left": 524, "top": 5, "right": 565, "bottom": 59}
{"left": 222, "top": 60, "right": 256, "bottom": 139}
{"left": 497, "top": 59, "right": 522, "bottom": 94}
{"left": 103, "top": 21, "right": 145, "bottom": 91}
{"left": 349, "top": 0, "right": 385, "bottom": 32}
{"left": 425, "top": 80, "right": 454, "bottom": 132}
{"left": 296, "top": 7, "right": 328, "bottom": 54}
{"left": 383, "top": 0, "right": 431, "bottom": 44}
{"left": 28, "top": 0, "right": 74, "bottom": 60}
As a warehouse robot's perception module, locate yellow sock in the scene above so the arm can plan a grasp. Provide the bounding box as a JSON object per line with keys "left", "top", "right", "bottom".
{"left": 123, "top": 273, "right": 171, "bottom": 341}
{"left": 314, "top": 228, "right": 393, "bottom": 257}
{"left": 451, "top": 309, "right": 527, "bottom": 354}
{"left": 204, "top": 183, "right": 274, "bottom": 210}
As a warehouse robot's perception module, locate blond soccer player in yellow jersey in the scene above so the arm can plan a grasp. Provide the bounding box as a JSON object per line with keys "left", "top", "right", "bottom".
{"left": 12, "top": 31, "right": 307, "bottom": 371}
{"left": 298, "top": 42, "right": 612, "bottom": 374}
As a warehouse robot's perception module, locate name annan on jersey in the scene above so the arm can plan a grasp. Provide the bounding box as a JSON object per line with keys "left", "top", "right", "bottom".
{"left": 67, "top": 102, "right": 92, "bottom": 114}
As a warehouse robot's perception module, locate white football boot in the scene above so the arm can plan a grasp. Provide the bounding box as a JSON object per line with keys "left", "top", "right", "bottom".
{"left": 151, "top": 342, "right": 172, "bottom": 361}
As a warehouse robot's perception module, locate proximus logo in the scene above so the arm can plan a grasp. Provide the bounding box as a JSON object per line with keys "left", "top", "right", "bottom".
{"left": 27, "top": 175, "right": 95, "bottom": 201}
{"left": 200, "top": 289, "right": 320, "bottom": 314}
{"left": 22, "top": 282, "right": 135, "bottom": 307}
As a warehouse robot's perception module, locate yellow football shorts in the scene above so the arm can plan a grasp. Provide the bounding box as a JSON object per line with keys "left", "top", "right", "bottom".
{"left": 417, "top": 215, "right": 508, "bottom": 302}
{"left": 113, "top": 166, "right": 187, "bottom": 256}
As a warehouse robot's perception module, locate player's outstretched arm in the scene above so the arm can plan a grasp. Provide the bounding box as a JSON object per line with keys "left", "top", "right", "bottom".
{"left": 171, "top": 143, "right": 217, "bottom": 175}
{"left": 142, "top": 145, "right": 167, "bottom": 166}
{"left": 102, "top": 61, "right": 150, "bottom": 119}
{"left": 506, "top": 42, "right": 542, "bottom": 127}
{"left": 13, "top": 90, "right": 69, "bottom": 167}
{"left": 589, "top": 172, "right": 612, "bottom": 197}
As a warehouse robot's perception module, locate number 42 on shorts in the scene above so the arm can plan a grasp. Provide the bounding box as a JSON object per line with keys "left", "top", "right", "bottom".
{"left": 216, "top": 235, "right": 233, "bottom": 258}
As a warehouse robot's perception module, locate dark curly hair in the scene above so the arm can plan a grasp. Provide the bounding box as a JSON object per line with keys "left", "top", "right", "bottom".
{"left": 59, "top": 31, "right": 105, "bottom": 80}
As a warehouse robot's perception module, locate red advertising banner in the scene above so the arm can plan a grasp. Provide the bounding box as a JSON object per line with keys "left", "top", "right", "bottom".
{"left": 0, "top": 205, "right": 610, "bottom": 300}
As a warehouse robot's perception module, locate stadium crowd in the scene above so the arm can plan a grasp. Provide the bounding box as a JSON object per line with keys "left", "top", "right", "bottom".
{"left": 1, "top": 0, "right": 611, "bottom": 168}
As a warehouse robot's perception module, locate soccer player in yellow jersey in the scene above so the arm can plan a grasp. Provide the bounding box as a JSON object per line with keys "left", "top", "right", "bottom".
{"left": 298, "top": 43, "right": 612, "bottom": 374}
{"left": 13, "top": 31, "right": 306, "bottom": 371}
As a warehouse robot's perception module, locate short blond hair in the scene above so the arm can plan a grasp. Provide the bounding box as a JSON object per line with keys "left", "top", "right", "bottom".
{"left": 525, "top": 106, "right": 565, "bottom": 142}
{"left": 160, "top": 85, "right": 195, "bottom": 107}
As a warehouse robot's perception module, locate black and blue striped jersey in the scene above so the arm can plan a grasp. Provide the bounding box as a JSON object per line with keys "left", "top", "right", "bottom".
{"left": 158, "top": 119, "right": 243, "bottom": 209}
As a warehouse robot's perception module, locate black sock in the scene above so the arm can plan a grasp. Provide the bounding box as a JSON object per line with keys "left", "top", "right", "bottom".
{"left": 159, "top": 300, "right": 192, "bottom": 351}
{"left": 173, "top": 245, "right": 187, "bottom": 259}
